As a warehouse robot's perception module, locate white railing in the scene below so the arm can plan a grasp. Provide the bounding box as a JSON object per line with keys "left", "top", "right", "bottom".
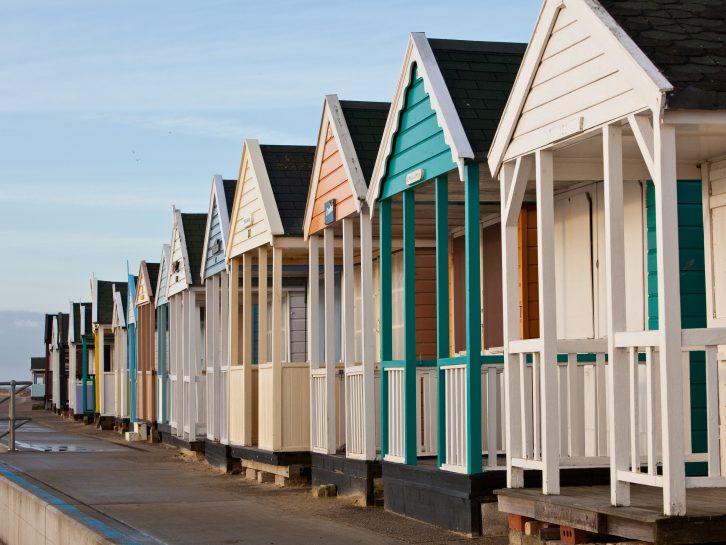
{"left": 182, "top": 376, "right": 190, "bottom": 436}
{"left": 310, "top": 368, "right": 327, "bottom": 452}
{"left": 169, "top": 373, "right": 178, "bottom": 431}
{"left": 612, "top": 328, "right": 726, "bottom": 491}
{"left": 482, "top": 365, "right": 506, "bottom": 468}
{"left": 219, "top": 366, "right": 229, "bottom": 444}
{"left": 508, "top": 338, "right": 610, "bottom": 473}
{"left": 102, "top": 371, "right": 116, "bottom": 416}
{"left": 195, "top": 375, "right": 206, "bottom": 438}
{"left": 206, "top": 367, "right": 216, "bottom": 441}
{"left": 345, "top": 368, "right": 365, "bottom": 457}
{"left": 116, "top": 369, "right": 129, "bottom": 419}
{"left": 386, "top": 368, "right": 405, "bottom": 461}
{"left": 443, "top": 365, "right": 467, "bottom": 471}
{"left": 386, "top": 367, "right": 438, "bottom": 462}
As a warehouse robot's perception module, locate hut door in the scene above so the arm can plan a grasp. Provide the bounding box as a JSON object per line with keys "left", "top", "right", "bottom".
{"left": 554, "top": 188, "right": 596, "bottom": 340}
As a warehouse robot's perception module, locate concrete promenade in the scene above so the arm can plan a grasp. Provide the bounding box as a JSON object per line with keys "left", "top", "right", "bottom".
{"left": 0, "top": 397, "right": 505, "bottom": 545}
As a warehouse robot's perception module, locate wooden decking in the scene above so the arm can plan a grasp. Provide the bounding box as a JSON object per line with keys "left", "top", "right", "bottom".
{"left": 497, "top": 485, "right": 726, "bottom": 544}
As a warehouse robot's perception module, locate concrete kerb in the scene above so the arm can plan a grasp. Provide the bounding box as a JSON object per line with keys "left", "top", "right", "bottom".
{"left": 0, "top": 467, "right": 160, "bottom": 545}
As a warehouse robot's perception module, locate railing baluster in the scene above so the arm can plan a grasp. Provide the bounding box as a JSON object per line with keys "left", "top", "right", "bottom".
{"left": 705, "top": 345, "right": 720, "bottom": 477}
{"left": 645, "top": 347, "right": 657, "bottom": 475}
{"left": 629, "top": 346, "right": 640, "bottom": 472}
{"left": 596, "top": 352, "right": 607, "bottom": 456}
{"left": 487, "top": 367, "right": 498, "bottom": 468}
{"left": 532, "top": 353, "right": 540, "bottom": 461}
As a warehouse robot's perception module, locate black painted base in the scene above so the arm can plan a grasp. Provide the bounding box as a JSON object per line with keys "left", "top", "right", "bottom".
{"left": 382, "top": 460, "right": 611, "bottom": 536}
{"left": 158, "top": 429, "right": 205, "bottom": 452}
{"left": 311, "top": 453, "right": 382, "bottom": 506}
{"left": 230, "top": 445, "right": 310, "bottom": 467}
{"left": 204, "top": 439, "right": 238, "bottom": 473}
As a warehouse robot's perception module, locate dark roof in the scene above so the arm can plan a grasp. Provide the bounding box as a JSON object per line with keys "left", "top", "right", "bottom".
{"left": 259, "top": 145, "right": 316, "bottom": 236}
{"left": 428, "top": 39, "right": 526, "bottom": 159}
{"left": 144, "top": 262, "right": 160, "bottom": 297}
{"left": 222, "top": 179, "right": 237, "bottom": 217}
{"left": 339, "top": 101, "right": 390, "bottom": 186}
{"left": 58, "top": 313, "right": 69, "bottom": 344}
{"left": 44, "top": 314, "right": 54, "bottom": 344}
{"left": 96, "top": 280, "right": 118, "bottom": 325}
{"left": 181, "top": 213, "right": 207, "bottom": 286}
{"left": 599, "top": 0, "right": 726, "bottom": 109}
{"left": 115, "top": 282, "right": 129, "bottom": 321}
{"left": 30, "top": 357, "right": 45, "bottom": 371}
{"left": 71, "top": 302, "right": 93, "bottom": 343}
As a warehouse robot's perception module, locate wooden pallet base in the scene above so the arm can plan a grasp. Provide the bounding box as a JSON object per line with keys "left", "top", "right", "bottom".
{"left": 497, "top": 485, "right": 726, "bottom": 545}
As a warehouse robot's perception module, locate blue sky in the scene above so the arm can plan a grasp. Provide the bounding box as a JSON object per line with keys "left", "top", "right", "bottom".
{"left": 0, "top": 0, "right": 538, "bottom": 312}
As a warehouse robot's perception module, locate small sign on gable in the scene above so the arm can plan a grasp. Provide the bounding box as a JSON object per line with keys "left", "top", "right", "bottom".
{"left": 406, "top": 168, "right": 424, "bottom": 186}
{"left": 324, "top": 199, "right": 336, "bottom": 225}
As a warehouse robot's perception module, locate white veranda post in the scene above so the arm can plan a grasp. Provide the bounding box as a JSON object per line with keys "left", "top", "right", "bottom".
{"left": 535, "top": 149, "right": 559, "bottom": 495}
{"left": 603, "top": 123, "right": 631, "bottom": 507}
{"left": 653, "top": 119, "right": 686, "bottom": 515}
{"left": 342, "top": 218, "right": 354, "bottom": 456}
{"left": 360, "top": 210, "right": 376, "bottom": 461}
{"left": 323, "top": 228, "right": 336, "bottom": 454}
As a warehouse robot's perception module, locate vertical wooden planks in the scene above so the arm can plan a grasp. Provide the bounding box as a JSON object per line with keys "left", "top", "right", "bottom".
{"left": 324, "top": 229, "right": 336, "bottom": 453}
{"left": 271, "top": 246, "right": 283, "bottom": 451}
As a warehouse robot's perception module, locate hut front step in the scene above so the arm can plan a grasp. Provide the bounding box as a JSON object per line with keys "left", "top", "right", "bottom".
{"left": 240, "top": 459, "right": 308, "bottom": 487}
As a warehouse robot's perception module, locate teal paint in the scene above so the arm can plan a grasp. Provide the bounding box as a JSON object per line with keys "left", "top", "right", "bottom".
{"left": 380, "top": 64, "right": 456, "bottom": 200}
{"left": 464, "top": 163, "right": 482, "bottom": 474}
{"left": 128, "top": 273, "right": 138, "bottom": 423}
{"left": 379, "top": 199, "right": 393, "bottom": 458}
{"left": 403, "top": 189, "right": 418, "bottom": 465}
{"left": 646, "top": 180, "right": 708, "bottom": 475}
{"left": 435, "top": 175, "right": 449, "bottom": 467}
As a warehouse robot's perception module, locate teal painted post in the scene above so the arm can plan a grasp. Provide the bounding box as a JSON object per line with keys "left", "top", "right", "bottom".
{"left": 435, "top": 175, "right": 449, "bottom": 467}
{"left": 379, "top": 199, "right": 393, "bottom": 459}
{"left": 465, "top": 163, "right": 483, "bottom": 474}
{"left": 403, "top": 188, "right": 417, "bottom": 465}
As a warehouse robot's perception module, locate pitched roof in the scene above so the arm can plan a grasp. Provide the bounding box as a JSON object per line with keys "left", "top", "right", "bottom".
{"left": 598, "top": 0, "right": 726, "bottom": 109}
{"left": 72, "top": 302, "right": 93, "bottom": 343}
{"left": 115, "top": 282, "right": 129, "bottom": 320}
{"left": 44, "top": 314, "right": 54, "bottom": 343}
{"left": 339, "top": 101, "right": 390, "bottom": 185}
{"left": 223, "top": 179, "right": 237, "bottom": 216}
{"left": 428, "top": 38, "right": 526, "bottom": 159}
{"left": 145, "top": 263, "right": 160, "bottom": 297}
{"left": 259, "top": 145, "right": 315, "bottom": 236}
{"left": 30, "top": 357, "right": 45, "bottom": 371}
{"left": 181, "top": 213, "right": 207, "bottom": 286}
{"left": 96, "top": 280, "right": 116, "bottom": 325}
{"left": 58, "top": 313, "right": 69, "bottom": 344}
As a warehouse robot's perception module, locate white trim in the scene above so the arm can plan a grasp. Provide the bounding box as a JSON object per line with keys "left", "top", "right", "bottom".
{"left": 487, "top": 0, "right": 672, "bottom": 176}
{"left": 166, "top": 207, "right": 194, "bottom": 298}
{"left": 303, "top": 95, "right": 370, "bottom": 239}
{"left": 135, "top": 261, "right": 154, "bottom": 306}
{"left": 200, "top": 175, "right": 233, "bottom": 281}
{"left": 366, "top": 32, "right": 474, "bottom": 213}
{"left": 226, "top": 139, "right": 285, "bottom": 259}
{"left": 111, "top": 286, "right": 126, "bottom": 329}
{"left": 154, "top": 245, "right": 170, "bottom": 309}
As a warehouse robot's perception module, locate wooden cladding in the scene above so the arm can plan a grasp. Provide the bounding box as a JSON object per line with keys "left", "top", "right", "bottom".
{"left": 309, "top": 122, "right": 356, "bottom": 235}
{"left": 519, "top": 203, "right": 539, "bottom": 340}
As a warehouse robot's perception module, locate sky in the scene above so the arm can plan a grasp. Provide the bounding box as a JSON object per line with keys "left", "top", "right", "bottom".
{"left": 0, "top": 0, "right": 539, "bottom": 313}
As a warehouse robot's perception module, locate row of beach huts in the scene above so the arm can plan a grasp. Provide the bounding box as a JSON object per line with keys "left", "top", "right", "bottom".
{"left": 30, "top": 1, "right": 726, "bottom": 543}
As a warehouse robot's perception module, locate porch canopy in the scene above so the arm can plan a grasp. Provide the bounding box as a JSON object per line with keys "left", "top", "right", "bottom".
{"left": 488, "top": 0, "right": 726, "bottom": 516}
{"left": 367, "top": 33, "right": 525, "bottom": 474}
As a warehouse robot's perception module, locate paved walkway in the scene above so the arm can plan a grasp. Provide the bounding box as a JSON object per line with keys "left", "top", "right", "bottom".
{"left": 1, "top": 397, "right": 505, "bottom": 545}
